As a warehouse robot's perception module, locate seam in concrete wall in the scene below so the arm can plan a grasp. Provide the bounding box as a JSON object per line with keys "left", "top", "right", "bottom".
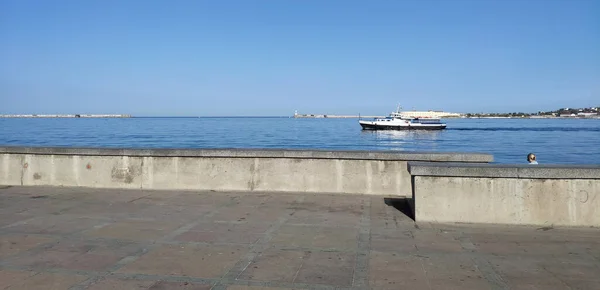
{"left": 248, "top": 158, "right": 256, "bottom": 191}
{"left": 19, "top": 154, "right": 24, "bottom": 186}
{"left": 335, "top": 159, "right": 343, "bottom": 192}
{"left": 140, "top": 156, "right": 144, "bottom": 190}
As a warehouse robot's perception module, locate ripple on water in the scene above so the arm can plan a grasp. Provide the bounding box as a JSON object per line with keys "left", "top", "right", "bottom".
{"left": 0, "top": 118, "right": 599, "bottom": 164}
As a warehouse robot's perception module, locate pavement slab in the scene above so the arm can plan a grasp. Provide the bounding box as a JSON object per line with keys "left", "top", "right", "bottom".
{"left": 0, "top": 186, "right": 598, "bottom": 290}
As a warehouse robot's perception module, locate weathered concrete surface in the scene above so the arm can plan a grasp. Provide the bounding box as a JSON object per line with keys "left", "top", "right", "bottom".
{"left": 412, "top": 176, "right": 600, "bottom": 227}
{"left": 408, "top": 162, "right": 600, "bottom": 179}
{"left": 1, "top": 186, "right": 599, "bottom": 290}
{"left": 0, "top": 147, "right": 494, "bottom": 162}
{"left": 0, "top": 147, "right": 492, "bottom": 196}
{"left": 408, "top": 163, "right": 600, "bottom": 226}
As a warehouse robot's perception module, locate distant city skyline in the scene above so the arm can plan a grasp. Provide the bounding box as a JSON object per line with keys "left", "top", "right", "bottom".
{"left": 1, "top": 0, "right": 598, "bottom": 116}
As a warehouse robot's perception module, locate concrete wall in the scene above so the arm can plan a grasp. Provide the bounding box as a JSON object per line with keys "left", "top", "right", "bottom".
{"left": 408, "top": 162, "right": 600, "bottom": 226}
{"left": 0, "top": 147, "right": 492, "bottom": 196}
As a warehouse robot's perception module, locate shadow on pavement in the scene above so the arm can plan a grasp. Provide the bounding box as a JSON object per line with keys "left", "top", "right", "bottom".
{"left": 384, "top": 197, "right": 415, "bottom": 221}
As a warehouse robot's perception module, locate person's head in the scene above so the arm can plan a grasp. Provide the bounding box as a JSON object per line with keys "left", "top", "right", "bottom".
{"left": 527, "top": 153, "right": 536, "bottom": 163}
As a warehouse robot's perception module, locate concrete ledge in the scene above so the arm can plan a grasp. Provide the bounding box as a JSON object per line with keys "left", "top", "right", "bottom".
{"left": 0, "top": 147, "right": 493, "bottom": 196}
{"left": 0, "top": 146, "right": 493, "bottom": 162}
{"left": 408, "top": 162, "right": 600, "bottom": 226}
{"left": 408, "top": 162, "right": 600, "bottom": 179}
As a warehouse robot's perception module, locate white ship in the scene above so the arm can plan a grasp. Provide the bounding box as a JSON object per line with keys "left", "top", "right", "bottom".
{"left": 359, "top": 105, "right": 447, "bottom": 130}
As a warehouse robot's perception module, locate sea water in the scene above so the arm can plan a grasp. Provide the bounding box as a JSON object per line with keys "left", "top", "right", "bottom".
{"left": 1, "top": 117, "right": 599, "bottom": 164}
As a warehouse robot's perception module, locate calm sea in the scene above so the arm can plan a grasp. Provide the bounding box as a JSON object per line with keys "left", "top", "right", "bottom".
{"left": 1, "top": 117, "right": 599, "bottom": 164}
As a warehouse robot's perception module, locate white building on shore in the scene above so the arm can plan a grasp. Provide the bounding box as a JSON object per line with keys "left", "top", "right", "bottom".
{"left": 399, "top": 110, "right": 462, "bottom": 118}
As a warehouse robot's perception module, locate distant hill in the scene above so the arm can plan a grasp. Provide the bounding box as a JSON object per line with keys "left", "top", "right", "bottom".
{"left": 466, "top": 106, "right": 599, "bottom": 118}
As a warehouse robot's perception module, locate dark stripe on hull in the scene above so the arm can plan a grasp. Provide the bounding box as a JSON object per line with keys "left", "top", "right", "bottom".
{"left": 360, "top": 123, "right": 446, "bottom": 130}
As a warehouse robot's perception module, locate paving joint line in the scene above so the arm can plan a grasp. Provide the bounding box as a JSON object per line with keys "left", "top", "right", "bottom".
{"left": 350, "top": 197, "right": 371, "bottom": 289}
{"left": 0, "top": 263, "right": 103, "bottom": 277}
{"left": 457, "top": 233, "right": 509, "bottom": 290}
{"left": 210, "top": 195, "right": 307, "bottom": 290}
{"left": 0, "top": 263, "right": 222, "bottom": 290}
{"left": 0, "top": 262, "right": 222, "bottom": 286}
{"left": 67, "top": 276, "right": 104, "bottom": 290}
{"left": 68, "top": 195, "right": 250, "bottom": 290}
{"left": 224, "top": 278, "right": 357, "bottom": 290}
{"left": 0, "top": 221, "right": 114, "bottom": 267}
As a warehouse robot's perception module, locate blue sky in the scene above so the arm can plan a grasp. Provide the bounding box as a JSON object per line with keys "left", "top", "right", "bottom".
{"left": 1, "top": 0, "right": 598, "bottom": 116}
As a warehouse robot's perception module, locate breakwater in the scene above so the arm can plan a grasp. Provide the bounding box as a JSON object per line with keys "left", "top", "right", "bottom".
{"left": 0, "top": 114, "right": 131, "bottom": 118}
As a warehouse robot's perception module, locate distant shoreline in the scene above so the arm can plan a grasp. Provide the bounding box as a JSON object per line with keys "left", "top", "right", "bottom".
{"left": 0, "top": 114, "right": 131, "bottom": 118}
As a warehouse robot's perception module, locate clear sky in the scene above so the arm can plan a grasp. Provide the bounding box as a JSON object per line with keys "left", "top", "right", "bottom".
{"left": 1, "top": 0, "right": 599, "bottom": 116}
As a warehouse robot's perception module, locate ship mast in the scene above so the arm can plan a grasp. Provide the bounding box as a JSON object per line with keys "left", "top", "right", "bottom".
{"left": 396, "top": 103, "right": 402, "bottom": 113}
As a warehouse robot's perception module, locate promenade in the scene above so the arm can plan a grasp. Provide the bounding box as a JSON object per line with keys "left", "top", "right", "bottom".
{"left": 0, "top": 186, "right": 598, "bottom": 290}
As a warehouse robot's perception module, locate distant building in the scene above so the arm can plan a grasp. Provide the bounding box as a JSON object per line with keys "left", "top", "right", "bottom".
{"left": 577, "top": 112, "right": 598, "bottom": 117}
{"left": 560, "top": 113, "right": 576, "bottom": 117}
{"left": 400, "top": 110, "right": 462, "bottom": 118}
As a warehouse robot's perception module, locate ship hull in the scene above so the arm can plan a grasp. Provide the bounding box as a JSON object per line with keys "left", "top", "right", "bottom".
{"left": 359, "top": 121, "right": 446, "bottom": 130}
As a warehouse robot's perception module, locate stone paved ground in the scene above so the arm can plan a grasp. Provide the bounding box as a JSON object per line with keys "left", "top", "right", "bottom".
{"left": 0, "top": 186, "right": 599, "bottom": 290}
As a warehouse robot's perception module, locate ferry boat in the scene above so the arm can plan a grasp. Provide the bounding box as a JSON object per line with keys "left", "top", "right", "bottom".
{"left": 359, "top": 106, "right": 447, "bottom": 130}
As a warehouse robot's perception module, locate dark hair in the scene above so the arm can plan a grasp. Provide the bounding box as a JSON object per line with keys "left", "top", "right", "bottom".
{"left": 527, "top": 153, "right": 536, "bottom": 161}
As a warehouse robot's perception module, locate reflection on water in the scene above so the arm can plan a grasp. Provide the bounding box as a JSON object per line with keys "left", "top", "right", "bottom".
{"left": 361, "top": 129, "right": 443, "bottom": 140}
{"left": 360, "top": 130, "right": 443, "bottom": 150}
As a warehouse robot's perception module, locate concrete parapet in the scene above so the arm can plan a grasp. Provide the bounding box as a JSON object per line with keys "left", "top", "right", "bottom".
{"left": 0, "top": 146, "right": 493, "bottom": 162}
{"left": 408, "top": 162, "right": 600, "bottom": 226}
{"left": 0, "top": 147, "right": 492, "bottom": 196}
{"left": 408, "top": 162, "right": 600, "bottom": 179}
